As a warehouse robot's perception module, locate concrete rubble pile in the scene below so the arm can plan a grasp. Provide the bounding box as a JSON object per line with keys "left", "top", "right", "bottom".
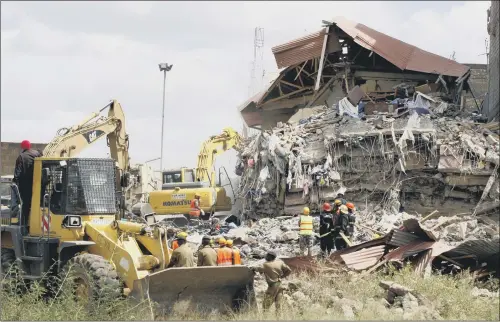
{"left": 235, "top": 92, "right": 499, "bottom": 220}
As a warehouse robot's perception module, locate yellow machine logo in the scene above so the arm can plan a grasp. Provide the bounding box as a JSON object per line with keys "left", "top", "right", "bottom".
{"left": 162, "top": 200, "right": 190, "bottom": 207}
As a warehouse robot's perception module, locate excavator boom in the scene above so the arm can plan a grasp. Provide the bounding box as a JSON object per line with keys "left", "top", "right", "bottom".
{"left": 195, "top": 127, "right": 242, "bottom": 186}
{"left": 43, "top": 100, "right": 130, "bottom": 172}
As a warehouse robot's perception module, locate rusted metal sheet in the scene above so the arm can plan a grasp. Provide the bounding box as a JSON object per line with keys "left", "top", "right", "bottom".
{"left": 387, "top": 229, "right": 421, "bottom": 247}
{"left": 384, "top": 240, "right": 436, "bottom": 261}
{"left": 281, "top": 256, "right": 319, "bottom": 272}
{"left": 330, "top": 16, "right": 469, "bottom": 78}
{"left": 402, "top": 218, "right": 439, "bottom": 241}
{"left": 340, "top": 245, "right": 386, "bottom": 270}
{"left": 330, "top": 234, "right": 389, "bottom": 261}
{"left": 272, "top": 29, "right": 326, "bottom": 69}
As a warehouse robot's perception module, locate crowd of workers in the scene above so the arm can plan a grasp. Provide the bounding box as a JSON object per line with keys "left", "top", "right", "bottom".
{"left": 298, "top": 193, "right": 357, "bottom": 257}
{"left": 167, "top": 232, "right": 242, "bottom": 268}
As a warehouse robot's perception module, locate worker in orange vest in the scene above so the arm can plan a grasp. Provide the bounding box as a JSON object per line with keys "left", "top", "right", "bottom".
{"left": 225, "top": 239, "right": 242, "bottom": 265}
{"left": 172, "top": 232, "right": 187, "bottom": 250}
{"left": 216, "top": 237, "right": 233, "bottom": 266}
{"left": 189, "top": 193, "right": 205, "bottom": 219}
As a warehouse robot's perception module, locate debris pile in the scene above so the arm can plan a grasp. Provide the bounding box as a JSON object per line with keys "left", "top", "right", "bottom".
{"left": 236, "top": 87, "right": 499, "bottom": 219}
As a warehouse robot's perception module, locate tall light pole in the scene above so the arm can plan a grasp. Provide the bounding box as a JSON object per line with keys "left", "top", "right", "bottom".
{"left": 158, "top": 62, "right": 173, "bottom": 172}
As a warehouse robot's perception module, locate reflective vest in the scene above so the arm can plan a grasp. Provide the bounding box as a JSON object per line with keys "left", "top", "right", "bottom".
{"left": 216, "top": 247, "right": 233, "bottom": 266}
{"left": 299, "top": 215, "right": 313, "bottom": 235}
{"left": 172, "top": 240, "right": 179, "bottom": 250}
{"left": 231, "top": 247, "right": 241, "bottom": 265}
{"left": 189, "top": 199, "right": 200, "bottom": 217}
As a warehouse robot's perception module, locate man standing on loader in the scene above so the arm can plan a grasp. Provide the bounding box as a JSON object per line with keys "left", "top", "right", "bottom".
{"left": 167, "top": 232, "right": 195, "bottom": 268}
{"left": 13, "top": 140, "right": 42, "bottom": 230}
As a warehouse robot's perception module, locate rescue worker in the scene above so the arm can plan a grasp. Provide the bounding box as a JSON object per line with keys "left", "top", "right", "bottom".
{"left": 189, "top": 193, "right": 206, "bottom": 219}
{"left": 319, "top": 202, "right": 334, "bottom": 257}
{"left": 197, "top": 235, "right": 218, "bottom": 266}
{"left": 332, "top": 199, "right": 343, "bottom": 214}
{"left": 251, "top": 250, "right": 291, "bottom": 312}
{"left": 332, "top": 205, "right": 350, "bottom": 251}
{"left": 216, "top": 237, "right": 233, "bottom": 266}
{"left": 167, "top": 232, "right": 195, "bottom": 268}
{"left": 13, "top": 140, "right": 42, "bottom": 230}
{"left": 298, "top": 207, "right": 313, "bottom": 257}
{"left": 226, "top": 239, "right": 242, "bottom": 265}
{"left": 336, "top": 193, "right": 347, "bottom": 205}
{"left": 346, "top": 202, "right": 357, "bottom": 236}
{"left": 172, "top": 231, "right": 187, "bottom": 250}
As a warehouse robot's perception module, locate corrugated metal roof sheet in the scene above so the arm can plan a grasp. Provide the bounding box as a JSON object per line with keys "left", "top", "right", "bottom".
{"left": 271, "top": 17, "right": 469, "bottom": 78}
{"left": 340, "top": 245, "right": 386, "bottom": 270}
{"left": 387, "top": 229, "right": 421, "bottom": 247}
{"left": 442, "top": 238, "right": 500, "bottom": 262}
{"left": 384, "top": 240, "right": 436, "bottom": 261}
{"left": 331, "top": 16, "right": 469, "bottom": 78}
{"left": 272, "top": 29, "right": 326, "bottom": 69}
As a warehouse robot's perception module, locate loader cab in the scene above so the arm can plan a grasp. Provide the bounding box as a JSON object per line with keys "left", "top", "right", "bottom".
{"left": 26, "top": 157, "right": 119, "bottom": 239}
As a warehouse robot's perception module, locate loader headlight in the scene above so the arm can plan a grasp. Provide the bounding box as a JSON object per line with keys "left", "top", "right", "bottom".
{"left": 63, "top": 215, "right": 82, "bottom": 228}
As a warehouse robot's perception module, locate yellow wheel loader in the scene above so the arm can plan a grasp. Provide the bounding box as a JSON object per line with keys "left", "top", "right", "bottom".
{"left": 146, "top": 128, "right": 242, "bottom": 226}
{"left": 1, "top": 101, "right": 255, "bottom": 314}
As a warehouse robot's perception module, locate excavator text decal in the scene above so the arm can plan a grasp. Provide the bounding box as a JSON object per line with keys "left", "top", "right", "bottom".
{"left": 83, "top": 130, "right": 106, "bottom": 144}
{"left": 162, "top": 200, "right": 191, "bottom": 207}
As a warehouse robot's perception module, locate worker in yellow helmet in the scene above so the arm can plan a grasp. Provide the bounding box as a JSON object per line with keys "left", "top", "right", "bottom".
{"left": 333, "top": 205, "right": 350, "bottom": 251}
{"left": 189, "top": 193, "right": 206, "bottom": 219}
{"left": 171, "top": 231, "right": 188, "bottom": 250}
{"left": 332, "top": 199, "right": 343, "bottom": 215}
{"left": 298, "top": 207, "right": 313, "bottom": 256}
{"left": 216, "top": 237, "right": 232, "bottom": 266}
{"left": 226, "top": 239, "right": 242, "bottom": 265}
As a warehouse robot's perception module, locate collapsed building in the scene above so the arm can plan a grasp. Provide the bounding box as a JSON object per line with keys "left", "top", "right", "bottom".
{"left": 235, "top": 17, "right": 499, "bottom": 220}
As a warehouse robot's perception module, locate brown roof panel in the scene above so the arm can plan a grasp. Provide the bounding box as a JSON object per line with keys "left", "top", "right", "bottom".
{"left": 331, "top": 16, "right": 470, "bottom": 78}
{"left": 272, "top": 29, "right": 326, "bottom": 69}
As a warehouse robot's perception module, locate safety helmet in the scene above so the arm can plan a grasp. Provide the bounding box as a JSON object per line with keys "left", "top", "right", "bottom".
{"left": 322, "top": 203, "right": 332, "bottom": 212}
{"left": 21, "top": 140, "right": 31, "bottom": 150}
{"left": 302, "top": 207, "right": 310, "bottom": 215}
{"left": 218, "top": 237, "right": 226, "bottom": 245}
{"left": 334, "top": 199, "right": 342, "bottom": 205}
{"left": 194, "top": 193, "right": 201, "bottom": 198}
{"left": 346, "top": 202, "right": 355, "bottom": 210}
{"left": 226, "top": 239, "right": 233, "bottom": 246}
{"left": 176, "top": 231, "right": 188, "bottom": 240}
{"left": 339, "top": 205, "right": 348, "bottom": 214}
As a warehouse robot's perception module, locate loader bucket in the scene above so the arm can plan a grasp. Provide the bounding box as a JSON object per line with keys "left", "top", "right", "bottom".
{"left": 131, "top": 266, "right": 256, "bottom": 315}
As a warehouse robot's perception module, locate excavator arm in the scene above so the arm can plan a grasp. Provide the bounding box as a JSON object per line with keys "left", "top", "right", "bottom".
{"left": 43, "top": 100, "right": 130, "bottom": 172}
{"left": 195, "top": 127, "right": 242, "bottom": 186}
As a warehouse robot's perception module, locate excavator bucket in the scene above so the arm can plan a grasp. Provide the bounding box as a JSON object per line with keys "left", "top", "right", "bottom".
{"left": 131, "top": 266, "right": 256, "bottom": 315}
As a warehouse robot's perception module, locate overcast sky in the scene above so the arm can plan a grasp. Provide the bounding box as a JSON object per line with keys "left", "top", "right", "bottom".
{"left": 1, "top": 1, "right": 491, "bottom": 173}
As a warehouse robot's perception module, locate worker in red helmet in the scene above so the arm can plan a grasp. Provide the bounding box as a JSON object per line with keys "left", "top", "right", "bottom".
{"left": 319, "top": 202, "right": 334, "bottom": 257}
{"left": 13, "top": 140, "right": 42, "bottom": 232}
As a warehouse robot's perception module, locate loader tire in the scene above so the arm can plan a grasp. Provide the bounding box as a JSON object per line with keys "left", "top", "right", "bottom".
{"left": 61, "top": 254, "right": 122, "bottom": 304}
{"left": 1, "top": 248, "right": 18, "bottom": 279}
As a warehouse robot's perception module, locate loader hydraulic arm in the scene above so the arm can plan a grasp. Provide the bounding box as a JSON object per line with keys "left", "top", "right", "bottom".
{"left": 195, "top": 127, "right": 242, "bottom": 187}
{"left": 43, "top": 100, "right": 130, "bottom": 172}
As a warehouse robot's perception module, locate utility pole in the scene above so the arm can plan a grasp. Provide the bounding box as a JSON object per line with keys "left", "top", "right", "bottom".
{"left": 158, "top": 62, "right": 173, "bottom": 172}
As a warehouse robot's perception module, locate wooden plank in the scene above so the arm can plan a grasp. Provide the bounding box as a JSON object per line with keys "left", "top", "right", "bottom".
{"left": 315, "top": 26, "right": 329, "bottom": 91}
{"left": 294, "top": 62, "right": 307, "bottom": 81}
{"left": 280, "top": 79, "right": 302, "bottom": 90}
{"left": 263, "top": 87, "right": 312, "bottom": 105}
